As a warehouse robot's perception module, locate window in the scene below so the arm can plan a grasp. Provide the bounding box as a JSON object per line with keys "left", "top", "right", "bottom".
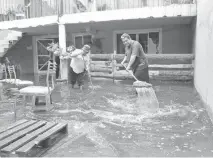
{"left": 74, "top": 34, "right": 92, "bottom": 49}
{"left": 116, "top": 29, "right": 161, "bottom": 54}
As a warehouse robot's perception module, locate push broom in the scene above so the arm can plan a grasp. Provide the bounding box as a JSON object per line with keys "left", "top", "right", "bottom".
{"left": 121, "top": 64, "right": 159, "bottom": 112}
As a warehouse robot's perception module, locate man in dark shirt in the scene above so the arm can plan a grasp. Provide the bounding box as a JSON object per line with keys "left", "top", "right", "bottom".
{"left": 121, "top": 33, "right": 149, "bottom": 83}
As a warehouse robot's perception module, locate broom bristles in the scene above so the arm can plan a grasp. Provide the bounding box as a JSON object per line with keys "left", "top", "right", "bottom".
{"left": 135, "top": 87, "right": 159, "bottom": 113}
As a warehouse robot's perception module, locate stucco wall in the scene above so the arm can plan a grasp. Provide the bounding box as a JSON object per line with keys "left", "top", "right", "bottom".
{"left": 194, "top": 0, "right": 213, "bottom": 118}
{"left": 5, "top": 35, "right": 34, "bottom": 74}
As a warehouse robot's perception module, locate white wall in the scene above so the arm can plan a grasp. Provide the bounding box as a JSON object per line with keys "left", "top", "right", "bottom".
{"left": 194, "top": 0, "right": 213, "bottom": 118}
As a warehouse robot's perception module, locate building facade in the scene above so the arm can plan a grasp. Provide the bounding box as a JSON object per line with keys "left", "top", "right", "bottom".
{"left": 0, "top": 0, "right": 196, "bottom": 78}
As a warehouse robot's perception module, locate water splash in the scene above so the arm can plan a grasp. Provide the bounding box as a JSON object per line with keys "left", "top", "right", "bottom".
{"left": 135, "top": 87, "right": 159, "bottom": 113}
{"left": 89, "top": 85, "right": 102, "bottom": 90}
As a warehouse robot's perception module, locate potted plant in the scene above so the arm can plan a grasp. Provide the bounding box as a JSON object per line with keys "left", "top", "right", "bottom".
{"left": 6, "top": 8, "right": 16, "bottom": 20}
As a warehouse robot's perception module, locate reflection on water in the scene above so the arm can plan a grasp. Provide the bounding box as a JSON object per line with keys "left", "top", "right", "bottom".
{"left": 1, "top": 77, "right": 213, "bottom": 157}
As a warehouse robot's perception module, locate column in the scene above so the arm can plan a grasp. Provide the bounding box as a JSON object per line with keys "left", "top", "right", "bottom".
{"left": 58, "top": 24, "right": 68, "bottom": 80}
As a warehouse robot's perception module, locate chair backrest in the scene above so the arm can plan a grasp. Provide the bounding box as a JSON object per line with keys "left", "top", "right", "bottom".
{"left": 0, "top": 64, "right": 8, "bottom": 79}
{"left": 7, "top": 65, "right": 17, "bottom": 81}
{"left": 46, "top": 61, "right": 57, "bottom": 92}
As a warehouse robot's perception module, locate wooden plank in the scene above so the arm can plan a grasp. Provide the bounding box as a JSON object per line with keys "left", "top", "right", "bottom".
{"left": 16, "top": 123, "right": 68, "bottom": 155}
{"left": 0, "top": 121, "right": 46, "bottom": 150}
{"left": 0, "top": 120, "right": 37, "bottom": 141}
{"left": 34, "top": 123, "right": 68, "bottom": 145}
{"left": 1, "top": 122, "right": 55, "bottom": 153}
{"left": 116, "top": 64, "right": 194, "bottom": 70}
{"left": 0, "top": 120, "right": 28, "bottom": 134}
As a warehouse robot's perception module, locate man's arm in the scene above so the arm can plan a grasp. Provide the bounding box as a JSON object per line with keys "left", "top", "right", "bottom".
{"left": 121, "top": 46, "right": 129, "bottom": 65}
{"left": 126, "top": 55, "right": 136, "bottom": 70}
{"left": 121, "top": 56, "right": 127, "bottom": 65}
{"left": 70, "top": 50, "right": 83, "bottom": 57}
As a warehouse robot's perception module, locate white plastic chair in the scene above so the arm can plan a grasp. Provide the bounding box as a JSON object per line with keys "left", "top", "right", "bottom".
{"left": 0, "top": 64, "right": 8, "bottom": 83}
{"left": 0, "top": 65, "right": 33, "bottom": 87}
{"left": 7, "top": 65, "right": 33, "bottom": 86}
{"left": 19, "top": 61, "right": 57, "bottom": 110}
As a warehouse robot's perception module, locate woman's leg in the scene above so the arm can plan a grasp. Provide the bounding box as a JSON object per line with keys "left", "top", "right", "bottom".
{"left": 76, "top": 71, "right": 86, "bottom": 89}
{"left": 70, "top": 67, "right": 77, "bottom": 87}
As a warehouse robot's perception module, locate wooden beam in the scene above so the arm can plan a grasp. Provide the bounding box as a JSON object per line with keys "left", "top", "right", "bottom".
{"left": 90, "top": 54, "right": 195, "bottom": 64}
{"left": 90, "top": 67, "right": 112, "bottom": 73}
{"left": 91, "top": 70, "right": 194, "bottom": 81}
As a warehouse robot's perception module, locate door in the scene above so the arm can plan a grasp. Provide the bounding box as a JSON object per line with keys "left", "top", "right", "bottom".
{"left": 35, "top": 38, "right": 59, "bottom": 74}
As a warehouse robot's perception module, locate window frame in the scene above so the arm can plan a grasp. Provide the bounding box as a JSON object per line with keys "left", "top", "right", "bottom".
{"left": 113, "top": 28, "right": 162, "bottom": 54}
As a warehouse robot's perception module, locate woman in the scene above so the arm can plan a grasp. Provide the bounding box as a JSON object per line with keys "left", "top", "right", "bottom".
{"left": 61, "top": 45, "right": 91, "bottom": 90}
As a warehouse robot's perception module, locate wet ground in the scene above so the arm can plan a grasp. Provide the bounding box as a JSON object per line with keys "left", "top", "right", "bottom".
{"left": 0, "top": 77, "right": 213, "bottom": 157}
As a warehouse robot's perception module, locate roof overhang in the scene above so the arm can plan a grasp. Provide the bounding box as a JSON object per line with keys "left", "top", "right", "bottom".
{"left": 0, "top": 4, "right": 196, "bottom": 32}
{"left": 0, "top": 15, "right": 58, "bottom": 30}
{"left": 60, "top": 4, "right": 196, "bottom": 24}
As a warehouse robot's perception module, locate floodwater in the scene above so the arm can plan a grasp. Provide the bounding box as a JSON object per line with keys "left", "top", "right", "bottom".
{"left": 0, "top": 77, "right": 213, "bottom": 157}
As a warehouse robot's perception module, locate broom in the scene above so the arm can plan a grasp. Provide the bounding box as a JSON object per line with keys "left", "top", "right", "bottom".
{"left": 87, "top": 70, "right": 94, "bottom": 90}
{"left": 121, "top": 64, "right": 159, "bottom": 112}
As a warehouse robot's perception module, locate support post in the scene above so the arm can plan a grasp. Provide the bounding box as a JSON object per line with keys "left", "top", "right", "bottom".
{"left": 112, "top": 51, "right": 116, "bottom": 83}
{"left": 58, "top": 24, "right": 68, "bottom": 80}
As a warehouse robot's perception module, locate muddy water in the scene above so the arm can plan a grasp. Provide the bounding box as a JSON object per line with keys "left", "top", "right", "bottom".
{"left": 1, "top": 78, "right": 213, "bottom": 157}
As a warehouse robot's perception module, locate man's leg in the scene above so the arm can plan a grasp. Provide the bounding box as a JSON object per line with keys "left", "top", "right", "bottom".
{"left": 70, "top": 67, "right": 77, "bottom": 88}
{"left": 134, "top": 66, "right": 149, "bottom": 83}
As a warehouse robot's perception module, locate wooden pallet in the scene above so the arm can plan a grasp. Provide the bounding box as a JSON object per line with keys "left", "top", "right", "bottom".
{"left": 0, "top": 119, "right": 68, "bottom": 157}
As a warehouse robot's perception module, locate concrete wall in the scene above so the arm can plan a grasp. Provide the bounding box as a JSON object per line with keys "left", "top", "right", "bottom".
{"left": 162, "top": 25, "right": 192, "bottom": 54}
{"left": 5, "top": 35, "right": 34, "bottom": 74}
{"left": 194, "top": 0, "right": 213, "bottom": 119}
{"left": 66, "top": 21, "right": 193, "bottom": 54}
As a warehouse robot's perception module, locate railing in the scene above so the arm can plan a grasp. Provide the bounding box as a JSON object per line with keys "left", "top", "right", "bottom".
{"left": 0, "top": 0, "right": 196, "bottom": 22}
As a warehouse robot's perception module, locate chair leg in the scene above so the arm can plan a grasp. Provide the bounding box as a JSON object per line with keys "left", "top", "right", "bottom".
{"left": 23, "top": 95, "right": 26, "bottom": 116}
{"left": 32, "top": 95, "right": 36, "bottom": 106}
{"left": 45, "top": 95, "right": 50, "bottom": 107}
{"left": 50, "top": 94, "right": 52, "bottom": 104}
{"left": 13, "top": 94, "right": 17, "bottom": 121}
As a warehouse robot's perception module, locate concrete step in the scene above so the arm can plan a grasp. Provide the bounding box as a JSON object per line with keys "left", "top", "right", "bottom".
{"left": 0, "top": 43, "right": 10, "bottom": 49}
{"left": 0, "top": 40, "right": 9, "bottom": 45}
{"left": 0, "top": 30, "right": 22, "bottom": 57}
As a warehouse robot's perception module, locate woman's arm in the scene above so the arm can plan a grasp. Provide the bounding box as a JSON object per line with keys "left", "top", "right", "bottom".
{"left": 70, "top": 49, "right": 83, "bottom": 58}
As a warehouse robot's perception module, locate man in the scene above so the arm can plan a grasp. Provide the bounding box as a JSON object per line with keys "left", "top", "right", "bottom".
{"left": 120, "top": 33, "right": 149, "bottom": 83}
{"left": 61, "top": 45, "right": 90, "bottom": 90}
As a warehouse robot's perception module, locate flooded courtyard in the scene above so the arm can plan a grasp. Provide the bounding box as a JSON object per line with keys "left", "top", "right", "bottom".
{"left": 0, "top": 77, "right": 213, "bottom": 157}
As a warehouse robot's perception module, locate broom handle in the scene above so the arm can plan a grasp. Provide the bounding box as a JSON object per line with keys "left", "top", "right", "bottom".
{"left": 121, "top": 64, "right": 139, "bottom": 81}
